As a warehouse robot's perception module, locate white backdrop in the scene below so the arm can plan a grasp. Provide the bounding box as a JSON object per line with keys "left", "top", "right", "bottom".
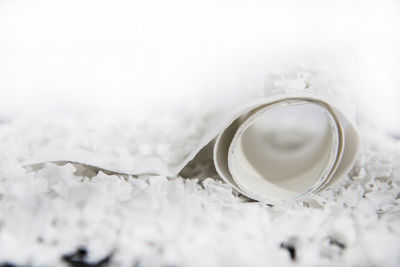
{"left": 0, "top": 0, "right": 399, "bottom": 133}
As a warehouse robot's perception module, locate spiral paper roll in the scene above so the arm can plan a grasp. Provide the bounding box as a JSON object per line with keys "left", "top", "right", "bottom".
{"left": 212, "top": 94, "right": 359, "bottom": 204}
{"left": 13, "top": 68, "right": 359, "bottom": 204}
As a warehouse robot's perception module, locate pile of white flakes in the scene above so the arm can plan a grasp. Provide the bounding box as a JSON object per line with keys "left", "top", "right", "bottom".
{"left": 0, "top": 66, "right": 399, "bottom": 267}
{"left": 0, "top": 121, "right": 399, "bottom": 267}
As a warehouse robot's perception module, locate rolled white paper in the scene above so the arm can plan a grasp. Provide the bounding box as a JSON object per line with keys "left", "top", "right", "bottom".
{"left": 10, "top": 67, "right": 359, "bottom": 204}
{"left": 213, "top": 94, "right": 359, "bottom": 204}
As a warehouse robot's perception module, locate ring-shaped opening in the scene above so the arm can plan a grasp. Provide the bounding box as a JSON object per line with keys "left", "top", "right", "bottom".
{"left": 228, "top": 100, "right": 340, "bottom": 202}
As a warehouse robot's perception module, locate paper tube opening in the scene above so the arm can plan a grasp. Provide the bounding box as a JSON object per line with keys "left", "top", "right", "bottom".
{"left": 215, "top": 99, "right": 342, "bottom": 203}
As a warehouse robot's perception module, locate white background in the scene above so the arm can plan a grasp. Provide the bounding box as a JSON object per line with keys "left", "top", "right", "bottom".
{"left": 0, "top": 0, "right": 399, "bottom": 133}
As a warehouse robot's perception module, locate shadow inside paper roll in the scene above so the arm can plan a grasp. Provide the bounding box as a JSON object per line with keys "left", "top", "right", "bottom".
{"left": 213, "top": 97, "right": 359, "bottom": 204}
